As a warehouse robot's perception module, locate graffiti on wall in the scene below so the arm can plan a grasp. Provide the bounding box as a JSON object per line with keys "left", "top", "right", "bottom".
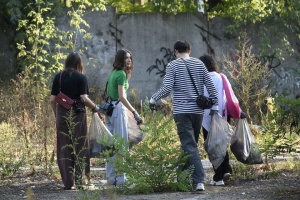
{"left": 228, "top": 51, "right": 282, "bottom": 77}
{"left": 260, "top": 54, "right": 281, "bottom": 78}
{"left": 109, "top": 22, "right": 124, "bottom": 48}
{"left": 228, "top": 50, "right": 300, "bottom": 95}
{"left": 194, "top": 23, "right": 221, "bottom": 56}
{"left": 147, "top": 47, "right": 175, "bottom": 77}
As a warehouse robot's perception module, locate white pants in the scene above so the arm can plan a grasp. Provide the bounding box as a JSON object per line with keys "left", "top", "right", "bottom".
{"left": 105, "top": 102, "right": 128, "bottom": 185}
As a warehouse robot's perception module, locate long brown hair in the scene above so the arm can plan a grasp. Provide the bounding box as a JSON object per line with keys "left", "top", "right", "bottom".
{"left": 199, "top": 54, "right": 219, "bottom": 72}
{"left": 113, "top": 49, "right": 133, "bottom": 79}
{"left": 65, "top": 52, "right": 84, "bottom": 73}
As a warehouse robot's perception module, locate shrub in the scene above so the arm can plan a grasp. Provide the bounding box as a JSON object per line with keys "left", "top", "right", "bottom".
{"left": 0, "top": 122, "right": 25, "bottom": 177}
{"left": 99, "top": 108, "right": 193, "bottom": 194}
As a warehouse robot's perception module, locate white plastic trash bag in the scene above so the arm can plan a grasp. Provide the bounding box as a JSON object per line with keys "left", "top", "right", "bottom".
{"left": 89, "top": 113, "right": 113, "bottom": 157}
{"left": 204, "top": 113, "right": 232, "bottom": 168}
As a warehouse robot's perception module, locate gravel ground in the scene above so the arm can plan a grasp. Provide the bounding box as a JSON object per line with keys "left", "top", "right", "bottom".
{"left": 1, "top": 160, "right": 300, "bottom": 200}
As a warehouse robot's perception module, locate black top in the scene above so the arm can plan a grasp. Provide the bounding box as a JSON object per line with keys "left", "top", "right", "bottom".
{"left": 51, "top": 69, "right": 89, "bottom": 99}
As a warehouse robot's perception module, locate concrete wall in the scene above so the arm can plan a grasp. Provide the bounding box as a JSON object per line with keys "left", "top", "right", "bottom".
{"left": 1, "top": 6, "right": 300, "bottom": 100}
{"left": 117, "top": 12, "right": 209, "bottom": 100}
{"left": 0, "top": 29, "right": 16, "bottom": 80}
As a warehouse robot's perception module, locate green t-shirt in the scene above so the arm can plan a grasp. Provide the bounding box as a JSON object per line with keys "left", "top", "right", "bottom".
{"left": 107, "top": 69, "right": 129, "bottom": 99}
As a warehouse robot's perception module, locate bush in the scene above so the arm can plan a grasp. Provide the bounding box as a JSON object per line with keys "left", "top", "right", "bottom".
{"left": 0, "top": 122, "right": 25, "bottom": 177}
{"left": 99, "top": 108, "right": 193, "bottom": 194}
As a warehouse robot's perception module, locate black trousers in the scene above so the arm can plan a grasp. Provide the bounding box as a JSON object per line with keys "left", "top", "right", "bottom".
{"left": 202, "top": 127, "right": 232, "bottom": 181}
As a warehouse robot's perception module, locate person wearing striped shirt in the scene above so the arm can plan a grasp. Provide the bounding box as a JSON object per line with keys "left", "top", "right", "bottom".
{"left": 149, "top": 40, "right": 219, "bottom": 191}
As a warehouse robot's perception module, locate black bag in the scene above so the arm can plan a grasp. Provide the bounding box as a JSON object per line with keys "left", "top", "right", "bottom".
{"left": 181, "top": 58, "right": 213, "bottom": 109}
{"left": 99, "top": 81, "right": 120, "bottom": 117}
{"left": 196, "top": 95, "right": 213, "bottom": 109}
{"left": 100, "top": 101, "right": 115, "bottom": 117}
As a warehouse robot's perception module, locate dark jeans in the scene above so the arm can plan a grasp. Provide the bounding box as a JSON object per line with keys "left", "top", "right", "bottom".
{"left": 173, "top": 113, "right": 205, "bottom": 184}
{"left": 203, "top": 127, "right": 232, "bottom": 181}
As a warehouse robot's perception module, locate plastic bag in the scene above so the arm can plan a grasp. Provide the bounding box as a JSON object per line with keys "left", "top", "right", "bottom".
{"left": 127, "top": 109, "right": 146, "bottom": 148}
{"left": 204, "top": 113, "right": 233, "bottom": 168}
{"left": 89, "top": 113, "right": 113, "bottom": 157}
{"left": 220, "top": 73, "right": 241, "bottom": 118}
{"left": 230, "top": 119, "right": 263, "bottom": 164}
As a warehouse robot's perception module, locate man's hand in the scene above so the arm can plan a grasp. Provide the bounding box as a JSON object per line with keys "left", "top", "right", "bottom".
{"left": 240, "top": 111, "right": 247, "bottom": 119}
{"left": 92, "top": 105, "right": 100, "bottom": 113}
{"left": 149, "top": 102, "right": 156, "bottom": 111}
{"left": 132, "top": 111, "right": 143, "bottom": 125}
{"left": 149, "top": 98, "right": 156, "bottom": 111}
{"left": 209, "top": 110, "right": 218, "bottom": 116}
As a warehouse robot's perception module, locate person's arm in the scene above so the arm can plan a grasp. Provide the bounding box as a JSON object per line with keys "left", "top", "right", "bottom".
{"left": 50, "top": 95, "right": 56, "bottom": 117}
{"left": 80, "top": 94, "right": 97, "bottom": 110}
{"left": 118, "top": 85, "right": 135, "bottom": 112}
{"left": 150, "top": 64, "right": 174, "bottom": 102}
{"left": 118, "top": 85, "right": 143, "bottom": 124}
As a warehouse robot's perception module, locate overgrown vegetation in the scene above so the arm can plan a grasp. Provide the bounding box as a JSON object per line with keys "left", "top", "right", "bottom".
{"left": 220, "top": 33, "right": 270, "bottom": 125}
{"left": 258, "top": 95, "right": 300, "bottom": 164}
{"left": 97, "top": 106, "right": 193, "bottom": 194}
{"left": 209, "top": 0, "right": 299, "bottom": 67}
{"left": 0, "top": 0, "right": 106, "bottom": 176}
{"left": 0, "top": 0, "right": 300, "bottom": 197}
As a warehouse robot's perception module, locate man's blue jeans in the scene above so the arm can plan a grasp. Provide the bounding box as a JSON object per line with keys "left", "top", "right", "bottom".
{"left": 173, "top": 113, "right": 205, "bottom": 184}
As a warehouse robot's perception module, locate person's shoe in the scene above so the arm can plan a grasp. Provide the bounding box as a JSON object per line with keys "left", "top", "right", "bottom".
{"left": 195, "top": 183, "right": 205, "bottom": 191}
{"left": 210, "top": 180, "right": 225, "bottom": 186}
{"left": 64, "top": 186, "right": 76, "bottom": 190}
{"left": 223, "top": 173, "right": 231, "bottom": 180}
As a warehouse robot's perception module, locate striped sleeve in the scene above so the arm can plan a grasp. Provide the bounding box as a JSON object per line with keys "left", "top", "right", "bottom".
{"left": 151, "top": 63, "right": 174, "bottom": 101}
{"left": 151, "top": 57, "right": 218, "bottom": 114}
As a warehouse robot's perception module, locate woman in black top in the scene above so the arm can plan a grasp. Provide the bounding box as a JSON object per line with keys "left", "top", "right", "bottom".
{"left": 50, "top": 52, "right": 99, "bottom": 190}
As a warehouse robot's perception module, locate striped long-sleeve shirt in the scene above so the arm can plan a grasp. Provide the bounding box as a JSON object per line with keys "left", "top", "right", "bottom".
{"left": 151, "top": 57, "right": 218, "bottom": 114}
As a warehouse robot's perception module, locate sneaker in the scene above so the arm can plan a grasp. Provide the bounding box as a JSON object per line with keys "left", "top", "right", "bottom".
{"left": 195, "top": 183, "right": 205, "bottom": 191}
{"left": 210, "top": 180, "right": 225, "bottom": 186}
{"left": 223, "top": 173, "right": 231, "bottom": 180}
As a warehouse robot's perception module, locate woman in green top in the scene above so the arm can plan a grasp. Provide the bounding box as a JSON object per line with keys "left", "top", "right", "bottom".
{"left": 105, "top": 49, "right": 143, "bottom": 186}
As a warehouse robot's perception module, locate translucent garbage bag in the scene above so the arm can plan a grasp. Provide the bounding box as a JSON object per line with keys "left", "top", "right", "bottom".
{"left": 89, "top": 113, "right": 113, "bottom": 157}
{"left": 230, "top": 118, "right": 263, "bottom": 164}
{"left": 204, "top": 113, "right": 233, "bottom": 168}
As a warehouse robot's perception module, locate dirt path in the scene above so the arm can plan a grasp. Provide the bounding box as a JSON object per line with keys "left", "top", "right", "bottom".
{"left": 1, "top": 162, "right": 300, "bottom": 200}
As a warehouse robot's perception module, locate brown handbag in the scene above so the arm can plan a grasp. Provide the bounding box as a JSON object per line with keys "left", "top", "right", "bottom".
{"left": 54, "top": 72, "right": 74, "bottom": 109}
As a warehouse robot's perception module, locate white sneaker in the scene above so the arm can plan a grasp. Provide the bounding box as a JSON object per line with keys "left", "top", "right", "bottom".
{"left": 210, "top": 180, "right": 225, "bottom": 186}
{"left": 223, "top": 173, "right": 231, "bottom": 180}
{"left": 195, "top": 183, "right": 205, "bottom": 191}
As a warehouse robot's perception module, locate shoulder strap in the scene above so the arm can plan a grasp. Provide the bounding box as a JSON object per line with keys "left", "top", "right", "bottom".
{"left": 181, "top": 58, "right": 200, "bottom": 96}
{"left": 102, "top": 81, "right": 120, "bottom": 105}
{"left": 102, "top": 81, "right": 109, "bottom": 101}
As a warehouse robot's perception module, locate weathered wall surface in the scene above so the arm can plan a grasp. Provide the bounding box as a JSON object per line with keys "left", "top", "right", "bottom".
{"left": 0, "top": 29, "right": 16, "bottom": 80}
{"left": 1, "top": 6, "right": 300, "bottom": 100}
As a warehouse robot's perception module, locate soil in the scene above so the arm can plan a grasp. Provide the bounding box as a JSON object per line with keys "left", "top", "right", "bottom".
{"left": 1, "top": 162, "right": 300, "bottom": 200}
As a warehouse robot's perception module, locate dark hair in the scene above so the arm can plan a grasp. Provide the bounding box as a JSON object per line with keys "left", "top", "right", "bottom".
{"left": 199, "top": 54, "right": 219, "bottom": 72}
{"left": 174, "top": 40, "right": 191, "bottom": 53}
{"left": 65, "top": 52, "right": 83, "bottom": 73}
{"left": 113, "top": 49, "right": 133, "bottom": 79}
